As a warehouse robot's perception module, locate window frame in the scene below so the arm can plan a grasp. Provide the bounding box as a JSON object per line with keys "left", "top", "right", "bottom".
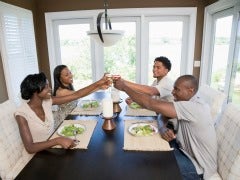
{"left": 45, "top": 7, "right": 197, "bottom": 85}
{"left": 200, "top": 0, "right": 240, "bottom": 104}
{"left": 144, "top": 16, "right": 190, "bottom": 83}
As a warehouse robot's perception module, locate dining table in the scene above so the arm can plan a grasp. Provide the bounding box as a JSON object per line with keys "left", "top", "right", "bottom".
{"left": 15, "top": 91, "right": 182, "bottom": 180}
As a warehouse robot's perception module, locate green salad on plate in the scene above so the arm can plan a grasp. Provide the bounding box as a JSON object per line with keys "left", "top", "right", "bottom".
{"left": 59, "top": 124, "right": 85, "bottom": 137}
{"left": 129, "top": 123, "right": 157, "bottom": 136}
{"left": 129, "top": 102, "right": 142, "bottom": 109}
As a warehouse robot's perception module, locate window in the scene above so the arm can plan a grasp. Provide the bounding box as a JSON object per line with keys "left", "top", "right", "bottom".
{"left": 231, "top": 17, "right": 240, "bottom": 105}
{"left": 0, "top": 2, "right": 39, "bottom": 105}
{"left": 146, "top": 17, "right": 187, "bottom": 83}
{"left": 210, "top": 14, "right": 233, "bottom": 90}
{"left": 46, "top": 8, "right": 196, "bottom": 87}
{"left": 104, "top": 21, "right": 137, "bottom": 82}
{"left": 200, "top": 0, "right": 240, "bottom": 107}
{"left": 53, "top": 20, "right": 92, "bottom": 89}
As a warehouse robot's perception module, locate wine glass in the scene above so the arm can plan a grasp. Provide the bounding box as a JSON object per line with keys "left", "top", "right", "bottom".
{"left": 105, "top": 73, "right": 113, "bottom": 93}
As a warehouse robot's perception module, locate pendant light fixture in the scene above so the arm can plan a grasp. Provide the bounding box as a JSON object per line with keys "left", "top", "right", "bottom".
{"left": 87, "top": 0, "right": 124, "bottom": 47}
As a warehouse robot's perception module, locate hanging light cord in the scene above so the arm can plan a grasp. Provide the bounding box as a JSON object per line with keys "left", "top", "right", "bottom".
{"left": 97, "top": 0, "right": 112, "bottom": 43}
{"left": 104, "top": 0, "right": 108, "bottom": 30}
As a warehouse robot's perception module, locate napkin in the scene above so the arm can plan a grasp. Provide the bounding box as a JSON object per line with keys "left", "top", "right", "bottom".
{"left": 123, "top": 119, "right": 172, "bottom": 151}
{"left": 125, "top": 106, "right": 157, "bottom": 116}
{"left": 49, "top": 120, "right": 97, "bottom": 149}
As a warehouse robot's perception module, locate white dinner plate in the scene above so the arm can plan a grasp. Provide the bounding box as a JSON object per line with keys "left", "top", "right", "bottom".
{"left": 57, "top": 124, "right": 86, "bottom": 137}
{"left": 128, "top": 123, "right": 158, "bottom": 136}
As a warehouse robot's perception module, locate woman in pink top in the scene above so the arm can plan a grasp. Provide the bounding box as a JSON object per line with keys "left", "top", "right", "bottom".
{"left": 15, "top": 72, "right": 111, "bottom": 154}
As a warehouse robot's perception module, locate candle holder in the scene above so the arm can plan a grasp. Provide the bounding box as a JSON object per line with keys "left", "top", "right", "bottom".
{"left": 113, "top": 99, "right": 123, "bottom": 114}
{"left": 100, "top": 113, "right": 117, "bottom": 132}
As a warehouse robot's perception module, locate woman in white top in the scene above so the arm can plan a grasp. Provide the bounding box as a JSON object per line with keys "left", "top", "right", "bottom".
{"left": 15, "top": 72, "right": 111, "bottom": 154}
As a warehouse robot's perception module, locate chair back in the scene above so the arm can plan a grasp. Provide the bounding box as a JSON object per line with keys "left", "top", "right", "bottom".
{"left": 198, "top": 84, "right": 226, "bottom": 124}
{"left": 215, "top": 103, "right": 240, "bottom": 180}
{"left": 0, "top": 100, "right": 33, "bottom": 180}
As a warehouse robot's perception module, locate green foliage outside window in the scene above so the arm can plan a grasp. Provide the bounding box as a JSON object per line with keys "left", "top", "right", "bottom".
{"left": 104, "top": 36, "right": 136, "bottom": 82}
{"left": 61, "top": 37, "right": 92, "bottom": 89}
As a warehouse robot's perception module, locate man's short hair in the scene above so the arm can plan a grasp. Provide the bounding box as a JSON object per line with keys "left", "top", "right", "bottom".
{"left": 154, "top": 56, "right": 172, "bottom": 71}
{"left": 177, "top": 75, "right": 199, "bottom": 92}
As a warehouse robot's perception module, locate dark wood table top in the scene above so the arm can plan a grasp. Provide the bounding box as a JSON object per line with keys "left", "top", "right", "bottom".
{"left": 15, "top": 91, "right": 182, "bottom": 180}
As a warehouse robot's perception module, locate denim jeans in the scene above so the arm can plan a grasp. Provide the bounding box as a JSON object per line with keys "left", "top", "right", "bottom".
{"left": 170, "top": 139, "right": 202, "bottom": 180}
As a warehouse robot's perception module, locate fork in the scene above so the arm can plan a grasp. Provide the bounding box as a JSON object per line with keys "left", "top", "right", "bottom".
{"left": 73, "top": 130, "right": 80, "bottom": 145}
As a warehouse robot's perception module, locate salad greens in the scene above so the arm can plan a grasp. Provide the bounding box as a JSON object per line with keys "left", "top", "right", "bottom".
{"left": 129, "top": 102, "right": 142, "bottom": 109}
{"left": 130, "top": 124, "right": 156, "bottom": 136}
{"left": 60, "top": 124, "right": 85, "bottom": 137}
{"left": 82, "top": 100, "right": 99, "bottom": 109}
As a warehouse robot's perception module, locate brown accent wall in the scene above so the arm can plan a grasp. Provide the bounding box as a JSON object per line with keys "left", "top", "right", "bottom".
{"left": 0, "top": 0, "right": 36, "bottom": 10}
{"left": 0, "top": 0, "right": 217, "bottom": 102}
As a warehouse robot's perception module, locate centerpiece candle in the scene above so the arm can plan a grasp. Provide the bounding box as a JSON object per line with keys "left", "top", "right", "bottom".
{"left": 102, "top": 98, "right": 113, "bottom": 118}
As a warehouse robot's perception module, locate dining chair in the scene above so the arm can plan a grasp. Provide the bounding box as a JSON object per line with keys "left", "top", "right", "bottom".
{"left": 0, "top": 100, "right": 34, "bottom": 180}
{"left": 198, "top": 84, "right": 226, "bottom": 125}
{"left": 210, "top": 103, "right": 240, "bottom": 180}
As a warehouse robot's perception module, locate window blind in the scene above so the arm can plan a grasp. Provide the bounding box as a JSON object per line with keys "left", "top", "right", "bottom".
{"left": 0, "top": 2, "right": 39, "bottom": 105}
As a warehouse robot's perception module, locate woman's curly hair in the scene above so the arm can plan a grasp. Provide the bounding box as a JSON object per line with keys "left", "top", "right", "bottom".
{"left": 20, "top": 72, "right": 47, "bottom": 100}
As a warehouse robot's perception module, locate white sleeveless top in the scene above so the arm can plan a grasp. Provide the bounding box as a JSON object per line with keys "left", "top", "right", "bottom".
{"left": 15, "top": 99, "right": 54, "bottom": 142}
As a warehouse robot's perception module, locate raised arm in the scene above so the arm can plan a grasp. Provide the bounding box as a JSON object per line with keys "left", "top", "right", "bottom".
{"left": 124, "top": 80, "right": 159, "bottom": 96}
{"left": 114, "top": 78, "right": 177, "bottom": 118}
{"left": 52, "top": 75, "right": 111, "bottom": 105}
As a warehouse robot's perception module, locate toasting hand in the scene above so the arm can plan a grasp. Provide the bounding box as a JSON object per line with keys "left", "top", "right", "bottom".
{"left": 113, "top": 77, "right": 126, "bottom": 91}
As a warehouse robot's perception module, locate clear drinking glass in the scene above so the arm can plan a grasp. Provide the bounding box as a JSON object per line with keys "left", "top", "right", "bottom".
{"left": 105, "top": 73, "right": 113, "bottom": 93}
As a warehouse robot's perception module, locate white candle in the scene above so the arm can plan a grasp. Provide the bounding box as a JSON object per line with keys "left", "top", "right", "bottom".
{"left": 111, "top": 88, "right": 120, "bottom": 102}
{"left": 102, "top": 98, "right": 113, "bottom": 118}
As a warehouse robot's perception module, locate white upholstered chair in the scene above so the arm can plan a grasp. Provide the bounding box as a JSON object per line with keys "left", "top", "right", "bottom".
{"left": 198, "top": 84, "right": 226, "bottom": 124}
{"left": 210, "top": 103, "right": 240, "bottom": 180}
{"left": 0, "top": 100, "right": 34, "bottom": 180}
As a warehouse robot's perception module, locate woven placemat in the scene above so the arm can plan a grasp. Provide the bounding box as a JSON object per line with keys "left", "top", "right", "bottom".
{"left": 125, "top": 106, "right": 157, "bottom": 116}
{"left": 123, "top": 120, "right": 172, "bottom": 151}
{"left": 70, "top": 106, "right": 102, "bottom": 116}
{"left": 50, "top": 120, "right": 97, "bottom": 149}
